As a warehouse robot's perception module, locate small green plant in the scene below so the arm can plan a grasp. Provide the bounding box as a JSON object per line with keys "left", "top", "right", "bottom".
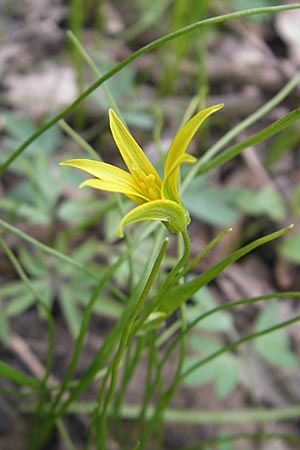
{"left": 1, "top": 4, "right": 300, "bottom": 450}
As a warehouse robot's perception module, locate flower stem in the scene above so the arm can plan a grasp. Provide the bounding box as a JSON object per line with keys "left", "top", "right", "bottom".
{"left": 163, "top": 228, "right": 191, "bottom": 287}
{"left": 96, "top": 237, "right": 169, "bottom": 449}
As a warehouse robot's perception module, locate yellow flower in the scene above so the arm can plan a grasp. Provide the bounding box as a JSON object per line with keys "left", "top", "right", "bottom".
{"left": 60, "top": 105, "right": 223, "bottom": 237}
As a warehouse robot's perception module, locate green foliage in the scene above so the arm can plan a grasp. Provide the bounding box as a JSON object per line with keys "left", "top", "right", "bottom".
{"left": 253, "top": 302, "right": 298, "bottom": 367}
{"left": 230, "top": 184, "right": 286, "bottom": 221}
{"left": 278, "top": 232, "right": 300, "bottom": 264}
{"left": 153, "top": 225, "right": 292, "bottom": 317}
{"left": 264, "top": 124, "right": 300, "bottom": 167}
{"left": 197, "top": 109, "right": 300, "bottom": 175}
{"left": 1, "top": 3, "right": 300, "bottom": 450}
{"left": 183, "top": 177, "right": 241, "bottom": 226}
{"left": 186, "top": 287, "right": 233, "bottom": 333}
{"left": 184, "top": 335, "right": 239, "bottom": 398}
{"left": 0, "top": 236, "right": 122, "bottom": 338}
{"left": 183, "top": 287, "right": 238, "bottom": 398}
{"left": 0, "top": 361, "right": 40, "bottom": 389}
{"left": 3, "top": 112, "right": 60, "bottom": 156}
{"left": 1, "top": 113, "right": 61, "bottom": 224}
{"left": 230, "top": 0, "right": 280, "bottom": 8}
{"left": 183, "top": 175, "right": 288, "bottom": 227}
{"left": 94, "top": 58, "right": 154, "bottom": 129}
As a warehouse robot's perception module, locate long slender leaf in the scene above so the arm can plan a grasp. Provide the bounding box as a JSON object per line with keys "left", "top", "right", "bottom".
{"left": 182, "top": 72, "right": 300, "bottom": 192}
{"left": 64, "top": 401, "right": 300, "bottom": 424}
{"left": 157, "top": 225, "right": 293, "bottom": 315}
{"left": 131, "top": 227, "right": 231, "bottom": 335}
{"left": 0, "top": 219, "right": 99, "bottom": 280}
{"left": 181, "top": 313, "right": 300, "bottom": 381}
{"left": 198, "top": 109, "right": 300, "bottom": 174}
{"left": 0, "top": 361, "right": 41, "bottom": 389}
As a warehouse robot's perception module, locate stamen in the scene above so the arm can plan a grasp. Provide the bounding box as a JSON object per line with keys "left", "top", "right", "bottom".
{"left": 147, "top": 186, "right": 158, "bottom": 199}
{"left": 130, "top": 165, "right": 160, "bottom": 200}
{"left": 145, "top": 173, "right": 160, "bottom": 200}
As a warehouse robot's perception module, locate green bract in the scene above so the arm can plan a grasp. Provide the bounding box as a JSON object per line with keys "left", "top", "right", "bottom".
{"left": 60, "top": 105, "right": 223, "bottom": 236}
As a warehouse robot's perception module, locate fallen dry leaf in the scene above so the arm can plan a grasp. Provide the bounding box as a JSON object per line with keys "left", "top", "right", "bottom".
{"left": 276, "top": 9, "right": 300, "bottom": 65}
{"left": 4, "top": 63, "right": 77, "bottom": 116}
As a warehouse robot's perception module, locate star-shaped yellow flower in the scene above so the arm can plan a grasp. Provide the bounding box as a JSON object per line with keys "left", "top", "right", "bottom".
{"left": 60, "top": 105, "right": 223, "bottom": 237}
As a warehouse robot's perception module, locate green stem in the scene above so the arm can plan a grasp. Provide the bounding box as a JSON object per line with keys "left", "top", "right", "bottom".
{"left": 67, "top": 30, "right": 123, "bottom": 119}
{"left": 47, "top": 401, "right": 300, "bottom": 425}
{"left": 57, "top": 419, "right": 77, "bottom": 450}
{"left": 0, "top": 219, "right": 99, "bottom": 281}
{"left": 134, "top": 229, "right": 230, "bottom": 332}
{"left": 30, "top": 230, "right": 152, "bottom": 450}
{"left": 161, "top": 292, "right": 300, "bottom": 369}
{"left": 139, "top": 305, "right": 187, "bottom": 447}
{"left": 137, "top": 332, "right": 159, "bottom": 436}
{"left": 96, "top": 237, "right": 169, "bottom": 448}
{"left": 1, "top": 5, "right": 299, "bottom": 174}
{"left": 175, "top": 227, "right": 232, "bottom": 282}
{"left": 58, "top": 119, "right": 99, "bottom": 159}
{"left": 113, "top": 336, "right": 145, "bottom": 419}
{"left": 164, "top": 228, "right": 190, "bottom": 286}
{"left": 129, "top": 229, "right": 191, "bottom": 336}
{"left": 70, "top": 0, "right": 85, "bottom": 128}
{"left": 181, "top": 314, "right": 300, "bottom": 381}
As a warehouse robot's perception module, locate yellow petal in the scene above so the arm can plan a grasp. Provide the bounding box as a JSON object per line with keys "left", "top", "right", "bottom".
{"left": 181, "top": 154, "right": 197, "bottom": 164}
{"left": 163, "top": 104, "right": 224, "bottom": 202}
{"left": 116, "top": 199, "right": 190, "bottom": 237}
{"left": 60, "top": 158, "right": 149, "bottom": 202}
{"left": 109, "top": 109, "right": 162, "bottom": 199}
{"left": 79, "top": 179, "right": 149, "bottom": 203}
{"left": 162, "top": 154, "right": 196, "bottom": 203}
{"left": 60, "top": 158, "right": 132, "bottom": 185}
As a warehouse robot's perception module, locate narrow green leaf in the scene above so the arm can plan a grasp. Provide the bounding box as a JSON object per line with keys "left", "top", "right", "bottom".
{"left": 157, "top": 225, "right": 293, "bottom": 315}
{"left": 254, "top": 303, "right": 298, "bottom": 367}
{"left": 264, "top": 124, "right": 300, "bottom": 167}
{"left": 0, "top": 361, "right": 41, "bottom": 389}
{"left": 198, "top": 109, "right": 300, "bottom": 174}
{"left": 0, "top": 219, "right": 99, "bottom": 281}
{"left": 60, "top": 286, "right": 82, "bottom": 338}
{"left": 0, "top": 307, "right": 10, "bottom": 343}
{"left": 5, "top": 293, "right": 36, "bottom": 317}
{"left": 182, "top": 314, "right": 300, "bottom": 382}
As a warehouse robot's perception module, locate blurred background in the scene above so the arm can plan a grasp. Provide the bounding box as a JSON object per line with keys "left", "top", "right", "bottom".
{"left": 1, "top": 1, "right": 300, "bottom": 449}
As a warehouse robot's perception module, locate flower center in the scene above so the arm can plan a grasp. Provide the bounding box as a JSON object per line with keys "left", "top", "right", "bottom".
{"left": 131, "top": 165, "right": 160, "bottom": 201}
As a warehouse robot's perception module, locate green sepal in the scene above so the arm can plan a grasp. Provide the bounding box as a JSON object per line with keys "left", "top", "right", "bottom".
{"left": 116, "top": 199, "right": 190, "bottom": 237}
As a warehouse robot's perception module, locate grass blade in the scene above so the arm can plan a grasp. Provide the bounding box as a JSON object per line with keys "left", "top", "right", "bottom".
{"left": 158, "top": 225, "right": 293, "bottom": 315}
